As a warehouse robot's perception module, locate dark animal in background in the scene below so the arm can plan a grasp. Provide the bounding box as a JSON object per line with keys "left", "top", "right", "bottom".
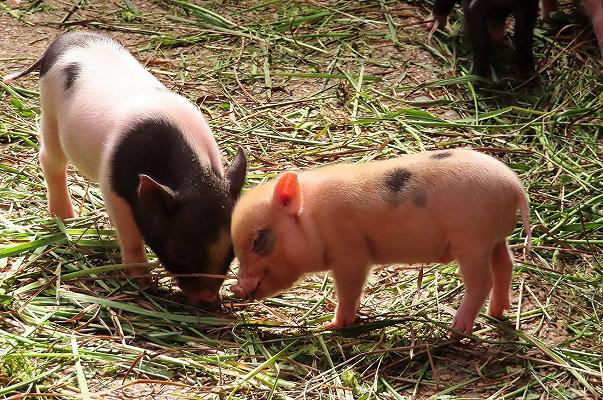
{"left": 3, "top": 31, "right": 247, "bottom": 306}
{"left": 426, "top": 0, "right": 540, "bottom": 79}
{"left": 542, "top": 0, "right": 603, "bottom": 59}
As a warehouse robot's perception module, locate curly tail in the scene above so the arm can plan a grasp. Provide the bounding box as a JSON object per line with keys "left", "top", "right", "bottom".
{"left": 3, "top": 58, "right": 42, "bottom": 84}
{"left": 517, "top": 188, "right": 532, "bottom": 251}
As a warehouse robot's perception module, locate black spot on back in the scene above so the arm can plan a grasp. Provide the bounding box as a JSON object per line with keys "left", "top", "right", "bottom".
{"left": 63, "top": 62, "right": 80, "bottom": 90}
{"left": 385, "top": 168, "right": 412, "bottom": 192}
{"left": 431, "top": 151, "right": 452, "bottom": 160}
{"left": 38, "top": 31, "right": 108, "bottom": 77}
{"left": 384, "top": 167, "right": 427, "bottom": 207}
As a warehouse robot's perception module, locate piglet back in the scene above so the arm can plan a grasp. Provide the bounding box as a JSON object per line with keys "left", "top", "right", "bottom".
{"left": 3, "top": 31, "right": 109, "bottom": 83}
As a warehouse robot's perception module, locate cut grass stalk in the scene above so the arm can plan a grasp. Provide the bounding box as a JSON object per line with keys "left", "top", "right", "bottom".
{"left": 1, "top": 0, "right": 601, "bottom": 398}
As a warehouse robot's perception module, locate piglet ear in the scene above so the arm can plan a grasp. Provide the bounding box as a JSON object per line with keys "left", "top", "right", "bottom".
{"left": 273, "top": 172, "right": 302, "bottom": 215}
{"left": 225, "top": 147, "right": 247, "bottom": 200}
{"left": 137, "top": 174, "right": 178, "bottom": 214}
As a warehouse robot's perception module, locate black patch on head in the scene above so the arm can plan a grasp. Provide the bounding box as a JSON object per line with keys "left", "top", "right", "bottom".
{"left": 38, "top": 31, "right": 109, "bottom": 77}
{"left": 111, "top": 117, "right": 235, "bottom": 296}
{"left": 431, "top": 151, "right": 452, "bottom": 160}
{"left": 385, "top": 168, "right": 412, "bottom": 193}
{"left": 63, "top": 62, "right": 80, "bottom": 90}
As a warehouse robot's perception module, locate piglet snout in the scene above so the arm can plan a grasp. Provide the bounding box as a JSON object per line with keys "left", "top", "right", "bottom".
{"left": 230, "top": 277, "right": 260, "bottom": 299}
{"left": 230, "top": 283, "right": 248, "bottom": 299}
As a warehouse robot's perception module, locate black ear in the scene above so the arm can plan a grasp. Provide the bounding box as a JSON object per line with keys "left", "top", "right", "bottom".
{"left": 137, "top": 174, "right": 178, "bottom": 213}
{"left": 225, "top": 147, "right": 247, "bottom": 200}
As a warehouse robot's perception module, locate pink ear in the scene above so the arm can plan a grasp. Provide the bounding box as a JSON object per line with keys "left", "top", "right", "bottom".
{"left": 137, "top": 174, "right": 177, "bottom": 213}
{"left": 273, "top": 172, "right": 302, "bottom": 215}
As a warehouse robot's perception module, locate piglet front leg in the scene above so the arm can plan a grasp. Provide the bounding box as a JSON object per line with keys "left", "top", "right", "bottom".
{"left": 325, "top": 264, "right": 370, "bottom": 329}
{"left": 102, "top": 190, "right": 154, "bottom": 290}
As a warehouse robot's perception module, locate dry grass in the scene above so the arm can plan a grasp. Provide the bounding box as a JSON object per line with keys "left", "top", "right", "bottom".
{"left": 0, "top": 0, "right": 602, "bottom": 398}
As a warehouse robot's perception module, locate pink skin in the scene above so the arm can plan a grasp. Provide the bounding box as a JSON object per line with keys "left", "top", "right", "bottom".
{"left": 231, "top": 149, "right": 531, "bottom": 335}
{"left": 582, "top": 0, "right": 603, "bottom": 58}
{"left": 5, "top": 36, "right": 224, "bottom": 291}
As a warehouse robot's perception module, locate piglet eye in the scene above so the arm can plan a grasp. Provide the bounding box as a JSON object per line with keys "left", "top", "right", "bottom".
{"left": 252, "top": 229, "right": 275, "bottom": 255}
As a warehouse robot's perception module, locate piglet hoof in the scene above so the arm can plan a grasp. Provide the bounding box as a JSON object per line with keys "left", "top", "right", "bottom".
{"left": 322, "top": 321, "right": 343, "bottom": 331}
{"left": 49, "top": 205, "right": 76, "bottom": 220}
{"left": 135, "top": 276, "right": 156, "bottom": 292}
{"left": 450, "top": 318, "right": 474, "bottom": 339}
{"left": 425, "top": 18, "right": 440, "bottom": 44}
{"left": 323, "top": 314, "right": 358, "bottom": 330}
{"left": 487, "top": 302, "right": 509, "bottom": 320}
{"left": 122, "top": 269, "right": 154, "bottom": 292}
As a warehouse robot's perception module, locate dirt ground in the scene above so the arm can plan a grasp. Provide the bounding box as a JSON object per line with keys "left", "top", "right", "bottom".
{"left": 1, "top": 0, "right": 602, "bottom": 399}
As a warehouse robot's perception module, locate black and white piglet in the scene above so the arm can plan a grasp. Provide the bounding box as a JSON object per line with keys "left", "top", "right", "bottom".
{"left": 4, "top": 31, "right": 247, "bottom": 305}
{"left": 426, "top": 0, "right": 539, "bottom": 79}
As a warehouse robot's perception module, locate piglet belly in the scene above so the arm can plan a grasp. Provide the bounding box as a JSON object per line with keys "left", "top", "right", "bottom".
{"left": 359, "top": 211, "right": 449, "bottom": 265}
{"left": 58, "top": 110, "right": 114, "bottom": 181}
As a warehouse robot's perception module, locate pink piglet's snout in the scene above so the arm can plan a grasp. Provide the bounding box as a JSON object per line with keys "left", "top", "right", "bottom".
{"left": 230, "top": 276, "right": 260, "bottom": 299}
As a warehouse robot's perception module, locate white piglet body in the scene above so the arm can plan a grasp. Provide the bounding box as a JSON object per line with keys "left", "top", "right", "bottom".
{"left": 5, "top": 32, "right": 247, "bottom": 304}
{"left": 231, "top": 149, "right": 530, "bottom": 334}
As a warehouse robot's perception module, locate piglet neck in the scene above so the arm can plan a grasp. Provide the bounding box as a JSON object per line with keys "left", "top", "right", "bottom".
{"left": 296, "top": 203, "right": 329, "bottom": 273}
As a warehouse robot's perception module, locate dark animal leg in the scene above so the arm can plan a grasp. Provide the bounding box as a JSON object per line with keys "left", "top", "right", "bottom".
{"left": 513, "top": 0, "right": 539, "bottom": 78}
{"left": 463, "top": 0, "right": 492, "bottom": 78}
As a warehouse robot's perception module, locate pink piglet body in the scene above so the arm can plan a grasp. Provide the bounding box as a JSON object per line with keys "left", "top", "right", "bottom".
{"left": 231, "top": 149, "right": 530, "bottom": 334}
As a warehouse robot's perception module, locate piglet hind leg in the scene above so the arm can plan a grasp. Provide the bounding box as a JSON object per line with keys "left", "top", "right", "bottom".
{"left": 452, "top": 252, "right": 492, "bottom": 335}
{"left": 102, "top": 191, "right": 154, "bottom": 290}
{"left": 487, "top": 240, "right": 513, "bottom": 319}
{"left": 325, "top": 264, "right": 370, "bottom": 329}
{"left": 39, "top": 114, "right": 75, "bottom": 219}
